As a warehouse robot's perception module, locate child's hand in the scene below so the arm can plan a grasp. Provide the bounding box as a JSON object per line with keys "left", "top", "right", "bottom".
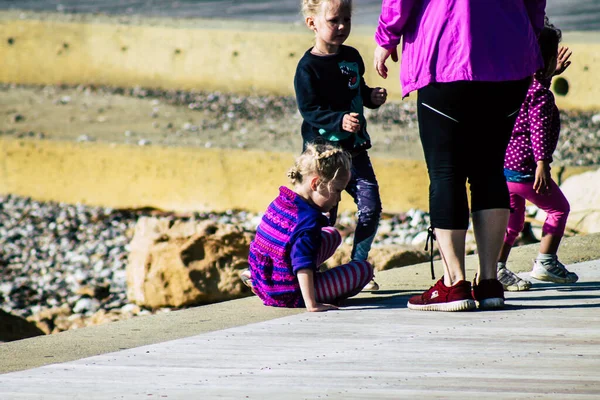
{"left": 342, "top": 112, "right": 361, "bottom": 133}
{"left": 306, "top": 303, "right": 339, "bottom": 312}
{"left": 371, "top": 87, "right": 387, "bottom": 106}
{"left": 554, "top": 46, "right": 572, "bottom": 76}
{"left": 533, "top": 160, "right": 552, "bottom": 195}
{"left": 297, "top": 269, "right": 338, "bottom": 312}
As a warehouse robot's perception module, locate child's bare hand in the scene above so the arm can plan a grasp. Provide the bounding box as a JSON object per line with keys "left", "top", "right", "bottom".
{"left": 371, "top": 87, "right": 387, "bottom": 106}
{"left": 554, "top": 46, "right": 572, "bottom": 76}
{"left": 306, "top": 303, "right": 338, "bottom": 312}
{"left": 342, "top": 112, "right": 361, "bottom": 133}
{"left": 533, "top": 161, "right": 551, "bottom": 195}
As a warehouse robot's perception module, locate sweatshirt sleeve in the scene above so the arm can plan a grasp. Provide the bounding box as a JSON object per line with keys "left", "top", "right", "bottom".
{"left": 294, "top": 62, "right": 346, "bottom": 133}
{"left": 524, "top": 0, "right": 547, "bottom": 37}
{"left": 528, "top": 88, "right": 557, "bottom": 163}
{"left": 357, "top": 53, "right": 378, "bottom": 109}
{"left": 290, "top": 230, "right": 320, "bottom": 274}
{"left": 374, "top": 0, "right": 418, "bottom": 49}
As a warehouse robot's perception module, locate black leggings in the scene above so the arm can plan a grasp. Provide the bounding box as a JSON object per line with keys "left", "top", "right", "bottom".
{"left": 417, "top": 79, "right": 530, "bottom": 230}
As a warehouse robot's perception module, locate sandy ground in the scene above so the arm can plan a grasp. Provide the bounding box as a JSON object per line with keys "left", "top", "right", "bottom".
{"left": 0, "top": 84, "right": 425, "bottom": 160}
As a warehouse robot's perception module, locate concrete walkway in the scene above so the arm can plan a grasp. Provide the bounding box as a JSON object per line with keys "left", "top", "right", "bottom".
{"left": 0, "top": 255, "right": 599, "bottom": 399}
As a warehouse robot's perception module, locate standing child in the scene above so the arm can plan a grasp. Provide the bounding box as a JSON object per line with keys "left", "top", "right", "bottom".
{"left": 294, "top": 0, "right": 387, "bottom": 291}
{"left": 497, "top": 18, "right": 577, "bottom": 291}
{"left": 246, "top": 143, "right": 373, "bottom": 311}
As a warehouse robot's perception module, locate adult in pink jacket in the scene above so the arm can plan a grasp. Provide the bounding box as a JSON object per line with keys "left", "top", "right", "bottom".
{"left": 374, "top": 0, "right": 546, "bottom": 312}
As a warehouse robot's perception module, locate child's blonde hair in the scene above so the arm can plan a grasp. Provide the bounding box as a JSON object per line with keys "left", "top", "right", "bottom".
{"left": 287, "top": 143, "right": 351, "bottom": 189}
{"left": 301, "top": 0, "right": 352, "bottom": 18}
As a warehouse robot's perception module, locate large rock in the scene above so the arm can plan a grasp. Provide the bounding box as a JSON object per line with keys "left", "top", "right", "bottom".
{"left": 541, "top": 167, "right": 600, "bottom": 234}
{"left": 126, "top": 217, "right": 253, "bottom": 308}
{"left": 0, "top": 310, "right": 45, "bottom": 342}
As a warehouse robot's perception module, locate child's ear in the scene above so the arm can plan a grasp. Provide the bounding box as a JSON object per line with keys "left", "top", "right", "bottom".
{"left": 309, "top": 175, "right": 321, "bottom": 191}
{"left": 305, "top": 16, "right": 316, "bottom": 32}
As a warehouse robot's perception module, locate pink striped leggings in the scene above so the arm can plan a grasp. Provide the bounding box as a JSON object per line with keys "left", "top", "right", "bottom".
{"left": 313, "top": 227, "right": 374, "bottom": 303}
{"left": 504, "top": 180, "right": 570, "bottom": 246}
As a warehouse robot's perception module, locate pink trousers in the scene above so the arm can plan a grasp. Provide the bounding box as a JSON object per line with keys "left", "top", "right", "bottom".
{"left": 313, "top": 227, "right": 374, "bottom": 303}
{"left": 504, "top": 179, "right": 570, "bottom": 246}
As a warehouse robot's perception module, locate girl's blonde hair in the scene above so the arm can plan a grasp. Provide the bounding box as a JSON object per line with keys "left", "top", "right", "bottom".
{"left": 301, "top": 0, "right": 352, "bottom": 18}
{"left": 287, "top": 143, "right": 352, "bottom": 189}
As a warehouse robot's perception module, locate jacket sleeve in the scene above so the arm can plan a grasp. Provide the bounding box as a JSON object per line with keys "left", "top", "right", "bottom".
{"left": 528, "top": 88, "right": 557, "bottom": 163}
{"left": 294, "top": 63, "right": 345, "bottom": 132}
{"left": 374, "top": 0, "right": 418, "bottom": 48}
{"left": 358, "top": 54, "right": 379, "bottom": 110}
{"left": 524, "top": 0, "right": 547, "bottom": 37}
{"left": 290, "top": 230, "right": 320, "bottom": 274}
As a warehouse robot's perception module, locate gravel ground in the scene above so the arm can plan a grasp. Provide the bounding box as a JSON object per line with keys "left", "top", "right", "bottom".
{"left": 3, "top": 83, "right": 600, "bottom": 164}
{"left": 0, "top": 193, "right": 433, "bottom": 334}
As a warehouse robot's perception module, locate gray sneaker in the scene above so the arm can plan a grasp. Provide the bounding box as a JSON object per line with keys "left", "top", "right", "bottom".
{"left": 362, "top": 279, "right": 380, "bottom": 291}
{"left": 531, "top": 257, "right": 579, "bottom": 284}
{"left": 497, "top": 264, "right": 531, "bottom": 291}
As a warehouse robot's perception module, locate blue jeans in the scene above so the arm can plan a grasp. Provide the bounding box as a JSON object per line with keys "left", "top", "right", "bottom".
{"left": 329, "top": 150, "right": 382, "bottom": 261}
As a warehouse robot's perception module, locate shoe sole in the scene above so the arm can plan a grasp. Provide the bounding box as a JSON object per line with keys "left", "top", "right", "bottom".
{"left": 362, "top": 282, "right": 380, "bottom": 291}
{"left": 407, "top": 299, "right": 476, "bottom": 312}
{"left": 240, "top": 272, "right": 254, "bottom": 288}
{"left": 503, "top": 283, "right": 531, "bottom": 292}
{"left": 530, "top": 271, "right": 578, "bottom": 284}
{"left": 477, "top": 298, "right": 505, "bottom": 310}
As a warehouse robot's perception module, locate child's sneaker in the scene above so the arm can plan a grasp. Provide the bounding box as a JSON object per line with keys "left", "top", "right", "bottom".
{"left": 531, "top": 257, "right": 578, "bottom": 283}
{"left": 240, "top": 269, "right": 254, "bottom": 288}
{"left": 497, "top": 264, "right": 531, "bottom": 292}
{"left": 362, "top": 279, "right": 380, "bottom": 291}
{"left": 472, "top": 278, "right": 505, "bottom": 310}
{"left": 408, "top": 278, "right": 476, "bottom": 312}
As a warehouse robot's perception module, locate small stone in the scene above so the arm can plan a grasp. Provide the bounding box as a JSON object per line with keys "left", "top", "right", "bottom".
{"left": 77, "top": 134, "right": 93, "bottom": 142}
{"left": 11, "top": 114, "right": 25, "bottom": 123}
{"left": 73, "top": 298, "right": 101, "bottom": 314}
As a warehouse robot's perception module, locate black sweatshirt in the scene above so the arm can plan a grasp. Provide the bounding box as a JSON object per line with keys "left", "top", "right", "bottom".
{"left": 294, "top": 45, "right": 380, "bottom": 153}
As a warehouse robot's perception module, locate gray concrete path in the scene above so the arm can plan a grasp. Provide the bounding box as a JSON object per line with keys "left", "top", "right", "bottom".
{"left": 0, "top": 259, "right": 598, "bottom": 399}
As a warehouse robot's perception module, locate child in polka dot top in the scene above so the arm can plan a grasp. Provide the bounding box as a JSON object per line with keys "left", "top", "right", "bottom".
{"left": 497, "top": 17, "right": 578, "bottom": 292}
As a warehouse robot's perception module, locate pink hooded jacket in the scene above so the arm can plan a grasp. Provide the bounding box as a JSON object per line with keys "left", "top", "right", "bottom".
{"left": 375, "top": 0, "right": 546, "bottom": 97}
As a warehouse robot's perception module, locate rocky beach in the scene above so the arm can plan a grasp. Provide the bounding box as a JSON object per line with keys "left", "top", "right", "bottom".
{"left": 0, "top": 191, "right": 434, "bottom": 336}
{"left": 1, "top": 82, "right": 599, "bottom": 338}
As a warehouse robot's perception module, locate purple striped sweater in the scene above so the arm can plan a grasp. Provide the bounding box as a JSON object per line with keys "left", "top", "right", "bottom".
{"left": 248, "top": 186, "right": 328, "bottom": 308}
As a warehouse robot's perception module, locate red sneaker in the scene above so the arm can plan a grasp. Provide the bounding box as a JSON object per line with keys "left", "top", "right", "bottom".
{"left": 408, "top": 278, "right": 476, "bottom": 312}
{"left": 472, "top": 278, "right": 505, "bottom": 310}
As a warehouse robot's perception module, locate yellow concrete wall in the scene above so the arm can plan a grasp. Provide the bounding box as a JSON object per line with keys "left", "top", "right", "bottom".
{"left": 549, "top": 32, "right": 600, "bottom": 111}
{"left": 1, "top": 14, "right": 599, "bottom": 109}
{"left": 1, "top": 138, "right": 592, "bottom": 214}
{"left": 0, "top": 138, "right": 430, "bottom": 213}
